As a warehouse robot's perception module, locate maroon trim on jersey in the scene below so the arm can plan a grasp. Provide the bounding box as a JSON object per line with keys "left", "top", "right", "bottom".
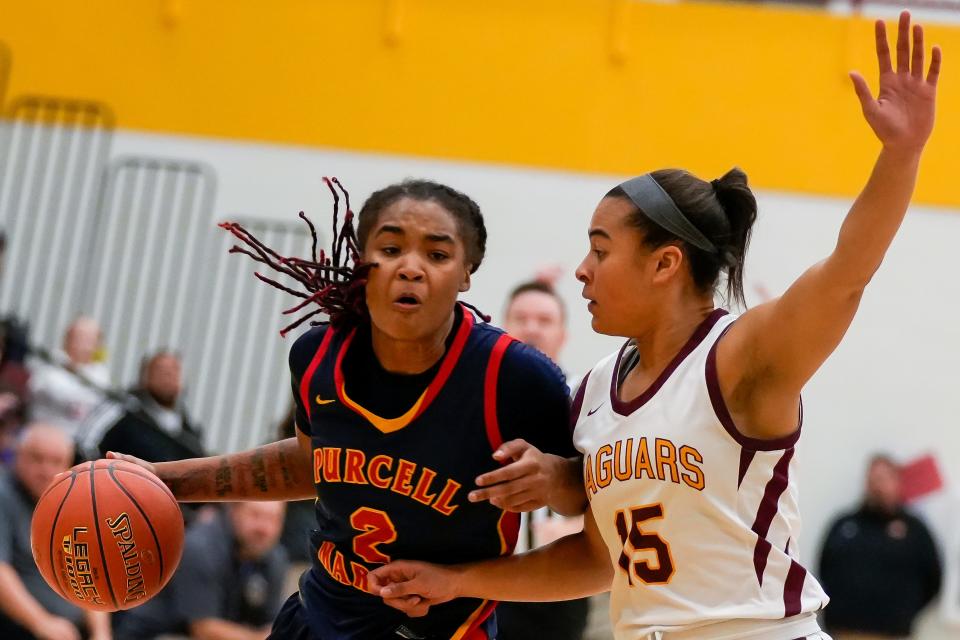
{"left": 569, "top": 369, "right": 592, "bottom": 433}
{"left": 300, "top": 327, "right": 336, "bottom": 423}
{"left": 483, "top": 334, "right": 515, "bottom": 453}
{"left": 750, "top": 448, "right": 795, "bottom": 585}
{"left": 784, "top": 559, "right": 807, "bottom": 617}
{"left": 705, "top": 332, "right": 802, "bottom": 452}
{"left": 609, "top": 309, "right": 728, "bottom": 416}
{"left": 738, "top": 449, "right": 756, "bottom": 488}
{"left": 332, "top": 305, "right": 475, "bottom": 426}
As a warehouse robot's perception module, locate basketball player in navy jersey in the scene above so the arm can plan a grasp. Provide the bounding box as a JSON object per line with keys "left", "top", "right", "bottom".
{"left": 108, "top": 179, "right": 587, "bottom": 639}
{"left": 367, "top": 13, "right": 942, "bottom": 640}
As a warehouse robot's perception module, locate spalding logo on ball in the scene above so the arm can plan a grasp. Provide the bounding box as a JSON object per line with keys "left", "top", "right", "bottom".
{"left": 30, "top": 459, "right": 185, "bottom": 611}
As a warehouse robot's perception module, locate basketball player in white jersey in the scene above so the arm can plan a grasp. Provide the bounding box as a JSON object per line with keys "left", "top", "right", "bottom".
{"left": 368, "top": 12, "right": 941, "bottom": 640}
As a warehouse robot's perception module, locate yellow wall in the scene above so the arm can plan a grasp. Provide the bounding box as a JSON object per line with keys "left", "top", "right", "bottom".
{"left": 0, "top": 1, "right": 957, "bottom": 205}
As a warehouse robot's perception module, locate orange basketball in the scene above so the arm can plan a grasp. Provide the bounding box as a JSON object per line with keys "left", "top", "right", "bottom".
{"left": 30, "top": 459, "right": 185, "bottom": 612}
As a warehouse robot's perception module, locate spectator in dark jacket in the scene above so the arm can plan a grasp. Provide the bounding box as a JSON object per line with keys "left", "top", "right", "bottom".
{"left": 78, "top": 350, "right": 204, "bottom": 462}
{"left": 0, "top": 318, "right": 31, "bottom": 463}
{"left": 819, "top": 454, "right": 942, "bottom": 639}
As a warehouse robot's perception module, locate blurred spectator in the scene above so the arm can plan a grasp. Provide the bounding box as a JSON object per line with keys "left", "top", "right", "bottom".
{"left": 819, "top": 454, "right": 942, "bottom": 639}
{"left": 497, "top": 278, "right": 589, "bottom": 640}
{"left": 501, "top": 280, "right": 567, "bottom": 371}
{"left": 0, "top": 423, "right": 111, "bottom": 640}
{"left": 78, "top": 350, "right": 204, "bottom": 462}
{"left": 0, "top": 316, "right": 31, "bottom": 401}
{"left": 29, "top": 317, "right": 111, "bottom": 437}
{"left": 0, "top": 318, "right": 32, "bottom": 462}
{"left": 941, "top": 503, "right": 960, "bottom": 630}
{"left": 115, "top": 501, "right": 289, "bottom": 640}
{"left": 0, "top": 384, "right": 27, "bottom": 465}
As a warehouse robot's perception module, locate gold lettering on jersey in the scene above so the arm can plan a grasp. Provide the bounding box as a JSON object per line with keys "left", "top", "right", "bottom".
{"left": 311, "top": 448, "right": 461, "bottom": 515}
{"left": 322, "top": 448, "right": 342, "bottom": 482}
{"left": 106, "top": 513, "right": 147, "bottom": 604}
{"left": 343, "top": 449, "right": 368, "bottom": 485}
{"left": 62, "top": 527, "right": 105, "bottom": 605}
{"left": 410, "top": 467, "right": 438, "bottom": 506}
{"left": 391, "top": 459, "right": 417, "bottom": 496}
{"left": 635, "top": 437, "right": 655, "bottom": 480}
{"left": 432, "top": 479, "right": 462, "bottom": 516}
{"left": 655, "top": 439, "right": 679, "bottom": 484}
{"left": 596, "top": 444, "right": 614, "bottom": 488}
{"left": 350, "top": 561, "right": 370, "bottom": 591}
{"left": 316, "top": 541, "right": 378, "bottom": 593}
{"left": 313, "top": 448, "right": 324, "bottom": 484}
{"left": 613, "top": 439, "right": 633, "bottom": 481}
{"left": 585, "top": 438, "right": 706, "bottom": 495}
{"left": 678, "top": 446, "right": 705, "bottom": 491}
{"left": 584, "top": 453, "right": 597, "bottom": 497}
{"left": 368, "top": 454, "right": 392, "bottom": 489}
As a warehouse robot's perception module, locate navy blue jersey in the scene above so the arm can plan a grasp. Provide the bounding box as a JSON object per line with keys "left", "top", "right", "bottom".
{"left": 289, "top": 304, "right": 573, "bottom": 640}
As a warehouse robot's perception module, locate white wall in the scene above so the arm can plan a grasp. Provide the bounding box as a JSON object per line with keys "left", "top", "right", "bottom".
{"left": 112, "top": 130, "right": 960, "bottom": 637}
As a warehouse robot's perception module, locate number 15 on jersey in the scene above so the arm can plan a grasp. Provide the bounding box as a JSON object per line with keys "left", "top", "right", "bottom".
{"left": 614, "top": 504, "right": 676, "bottom": 586}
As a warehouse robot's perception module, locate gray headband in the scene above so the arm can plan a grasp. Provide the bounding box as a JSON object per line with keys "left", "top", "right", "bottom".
{"left": 619, "top": 174, "right": 718, "bottom": 254}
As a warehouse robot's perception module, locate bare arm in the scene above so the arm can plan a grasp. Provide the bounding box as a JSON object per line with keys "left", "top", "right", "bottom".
{"left": 543, "top": 456, "right": 588, "bottom": 516}
{"left": 108, "top": 431, "right": 314, "bottom": 502}
{"left": 368, "top": 507, "right": 611, "bottom": 616}
{"left": 0, "top": 563, "right": 80, "bottom": 640}
{"left": 190, "top": 618, "right": 270, "bottom": 640}
{"left": 717, "top": 12, "right": 942, "bottom": 438}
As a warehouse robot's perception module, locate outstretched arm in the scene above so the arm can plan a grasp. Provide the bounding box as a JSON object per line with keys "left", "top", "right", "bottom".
{"left": 368, "top": 507, "right": 612, "bottom": 617}
{"left": 107, "top": 430, "right": 315, "bottom": 502}
{"left": 718, "top": 11, "right": 942, "bottom": 439}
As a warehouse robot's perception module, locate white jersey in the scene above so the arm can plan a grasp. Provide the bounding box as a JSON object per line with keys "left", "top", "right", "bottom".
{"left": 572, "top": 310, "right": 829, "bottom": 639}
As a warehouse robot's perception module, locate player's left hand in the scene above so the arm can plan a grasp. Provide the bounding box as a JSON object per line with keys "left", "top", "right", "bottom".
{"left": 469, "top": 439, "right": 564, "bottom": 512}
{"left": 850, "top": 11, "right": 941, "bottom": 155}
{"left": 368, "top": 561, "right": 461, "bottom": 618}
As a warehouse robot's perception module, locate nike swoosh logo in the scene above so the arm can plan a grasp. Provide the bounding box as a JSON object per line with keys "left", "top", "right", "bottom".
{"left": 315, "top": 395, "right": 336, "bottom": 406}
{"left": 587, "top": 403, "right": 604, "bottom": 416}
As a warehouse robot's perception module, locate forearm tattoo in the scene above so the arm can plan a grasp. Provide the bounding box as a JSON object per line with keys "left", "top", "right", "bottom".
{"left": 161, "top": 438, "right": 310, "bottom": 501}
{"left": 251, "top": 448, "right": 269, "bottom": 493}
{"left": 277, "top": 449, "right": 296, "bottom": 490}
{"left": 214, "top": 458, "right": 233, "bottom": 497}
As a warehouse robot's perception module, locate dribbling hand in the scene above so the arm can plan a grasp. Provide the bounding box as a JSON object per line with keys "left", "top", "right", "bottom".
{"left": 104, "top": 450, "right": 157, "bottom": 476}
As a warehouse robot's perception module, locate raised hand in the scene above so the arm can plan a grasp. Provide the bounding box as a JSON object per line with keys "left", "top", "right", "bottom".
{"left": 850, "top": 11, "right": 941, "bottom": 155}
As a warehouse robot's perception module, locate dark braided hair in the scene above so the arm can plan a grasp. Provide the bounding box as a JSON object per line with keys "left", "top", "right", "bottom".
{"left": 220, "top": 178, "right": 490, "bottom": 336}
{"left": 220, "top": 177, "right": 372, "bottom": 335}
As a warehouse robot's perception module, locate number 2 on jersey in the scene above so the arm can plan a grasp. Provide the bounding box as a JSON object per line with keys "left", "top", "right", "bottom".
{"left": 614, "top": 503, "right": 675, "bottom": 585}
{"left": 351, "top": 507, "right": 397, "bottom": 564}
